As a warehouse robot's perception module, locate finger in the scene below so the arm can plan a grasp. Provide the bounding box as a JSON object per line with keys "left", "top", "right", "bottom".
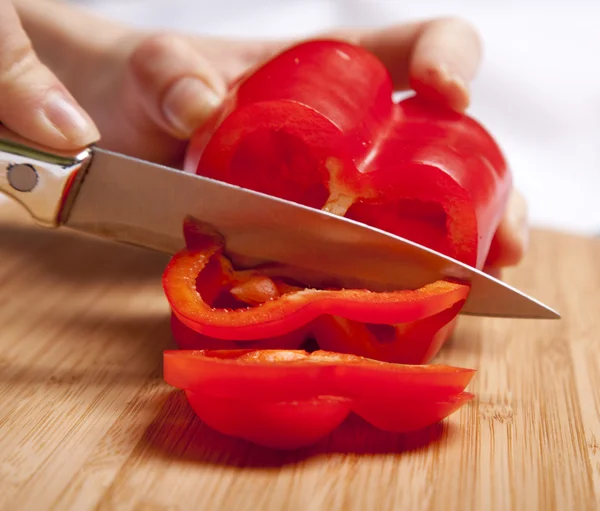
{"left": 340, "top": 17, "right": 482, "bottom": 112}
{"left": 189, "top": 17, "right": 482, "bottom": 114}
{"left": 408, "top": 18, "right": 482, "bottom": 112}
{"left": 127, "top": 33, "right": 228, "bottom": 139}
{"left": 0, "top": 0, "right": 99, "bottom": 148}
{"left": 260, "top": 17, "right": 482, "bottom": 112}
{"left": 485, "top": 188, "right": 529, "bottom": 268}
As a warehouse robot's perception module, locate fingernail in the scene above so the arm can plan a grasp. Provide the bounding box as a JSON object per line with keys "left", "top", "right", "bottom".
{"left": 43, "top": 90, "right": 100, "bottom": 145}
{"left": 162, "top": 77, "right": 222, "bottom": 138}
{"left": 435, "top": 63, "right": 466, "bottom": 88}
{"left": 434, "top": 64, "right": 469, "bottom": 111}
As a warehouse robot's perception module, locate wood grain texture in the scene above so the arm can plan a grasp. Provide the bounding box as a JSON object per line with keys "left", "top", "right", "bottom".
{"left": 0, "top": 199, "right": 598, "bottom": 511}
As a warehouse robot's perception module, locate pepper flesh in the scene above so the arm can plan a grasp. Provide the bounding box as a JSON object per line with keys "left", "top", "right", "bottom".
{"left": 164, "top": 349, "right": 475, "bottom": 449}
{"left": 163, "top": 221, "right": 469, "bottom": 363}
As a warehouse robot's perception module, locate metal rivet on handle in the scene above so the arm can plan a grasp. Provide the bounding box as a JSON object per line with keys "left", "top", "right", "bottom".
{"left": 7, "top": 163, "right": 39, "bottom": 192}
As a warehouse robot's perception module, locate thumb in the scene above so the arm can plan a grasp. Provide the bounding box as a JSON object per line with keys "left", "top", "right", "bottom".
{"left": 485, "top": 188, "right": 529, "bottom": 269}
{"left": 127, "top": 33, "right": 227, "bottom": 140}
{"left": 0, "top": 0, "right": 99, "bottom": 149}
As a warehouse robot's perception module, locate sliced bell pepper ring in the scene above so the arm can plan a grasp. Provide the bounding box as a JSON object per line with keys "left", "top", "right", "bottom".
{"left": 164, "top": 245, "right": 469, "bottom": 340}
{"left": 162, "top": 221, "right": 470, "bottom": 363}
{"left": 163, "top": 349, "right": 475, "bottom": 449}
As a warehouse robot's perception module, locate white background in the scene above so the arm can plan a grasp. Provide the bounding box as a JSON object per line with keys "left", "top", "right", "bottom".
{"left": 71, "top": 1, "right": 600, "bottom": 235}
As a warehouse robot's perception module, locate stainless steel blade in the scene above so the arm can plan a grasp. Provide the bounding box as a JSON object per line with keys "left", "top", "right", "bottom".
{"left": 62, "top": 148, "right": 559, "bottom": 319}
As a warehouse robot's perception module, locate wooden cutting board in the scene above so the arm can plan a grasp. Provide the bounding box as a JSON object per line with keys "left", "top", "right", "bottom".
{"left": 1, "top": 198, "right": 598, "bottom": 511}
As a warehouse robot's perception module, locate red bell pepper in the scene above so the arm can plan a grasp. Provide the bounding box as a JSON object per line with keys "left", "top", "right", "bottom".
{"left": 160, "top": 39, "right": 513, "bottom": 448}
{"left": 163, "top": 349, "right": 475, "bottom": 449}
{"left": 185, "top": 40, "right": 511, "bottom": 270}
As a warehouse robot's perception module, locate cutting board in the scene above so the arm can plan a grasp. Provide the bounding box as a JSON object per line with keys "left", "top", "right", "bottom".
{"left": 1, "top": 198, "right": 598, "bottom": 511}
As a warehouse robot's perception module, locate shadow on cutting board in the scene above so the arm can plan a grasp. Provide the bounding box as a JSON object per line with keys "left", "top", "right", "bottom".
{"left": 137, "top": 390, "right": 451, "bottom": 467}
{"left": 0, "top": 218, "right": 174, "bottom": 387}
{"left": 0, "top": 220, "right": 169, "bottom": 285}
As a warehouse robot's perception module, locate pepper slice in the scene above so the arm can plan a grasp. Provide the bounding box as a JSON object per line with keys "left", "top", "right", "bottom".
{"left": 164, "top": 349, "right": 475, "bottom": 449}
{"left": 162, "top": 220, "right": 469, "bottom": 363}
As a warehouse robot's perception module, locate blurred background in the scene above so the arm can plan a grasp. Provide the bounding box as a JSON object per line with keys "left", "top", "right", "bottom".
{"left": 76, "top": 0, "right": 600, "bottom": 236}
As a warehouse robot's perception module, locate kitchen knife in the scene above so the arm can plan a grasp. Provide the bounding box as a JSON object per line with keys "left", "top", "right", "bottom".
{"left": 0, "top": 127, "right": 559, "bottom": 320}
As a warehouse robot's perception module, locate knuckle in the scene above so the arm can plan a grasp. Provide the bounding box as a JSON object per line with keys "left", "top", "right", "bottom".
{"left": 0, "top": 38, "right": 39, "bottom": 83}
{"left": 128, "top": 32, "right": 188, "bottom": 71}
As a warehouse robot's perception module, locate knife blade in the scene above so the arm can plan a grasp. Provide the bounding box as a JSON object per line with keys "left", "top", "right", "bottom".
{"left": 0, "top": 128, "right": 559, "bottom": 319}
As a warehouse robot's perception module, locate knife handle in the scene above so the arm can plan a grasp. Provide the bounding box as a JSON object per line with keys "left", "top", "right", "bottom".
{"left": 0, "top": 126, "right": 93, "bottom": 227}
